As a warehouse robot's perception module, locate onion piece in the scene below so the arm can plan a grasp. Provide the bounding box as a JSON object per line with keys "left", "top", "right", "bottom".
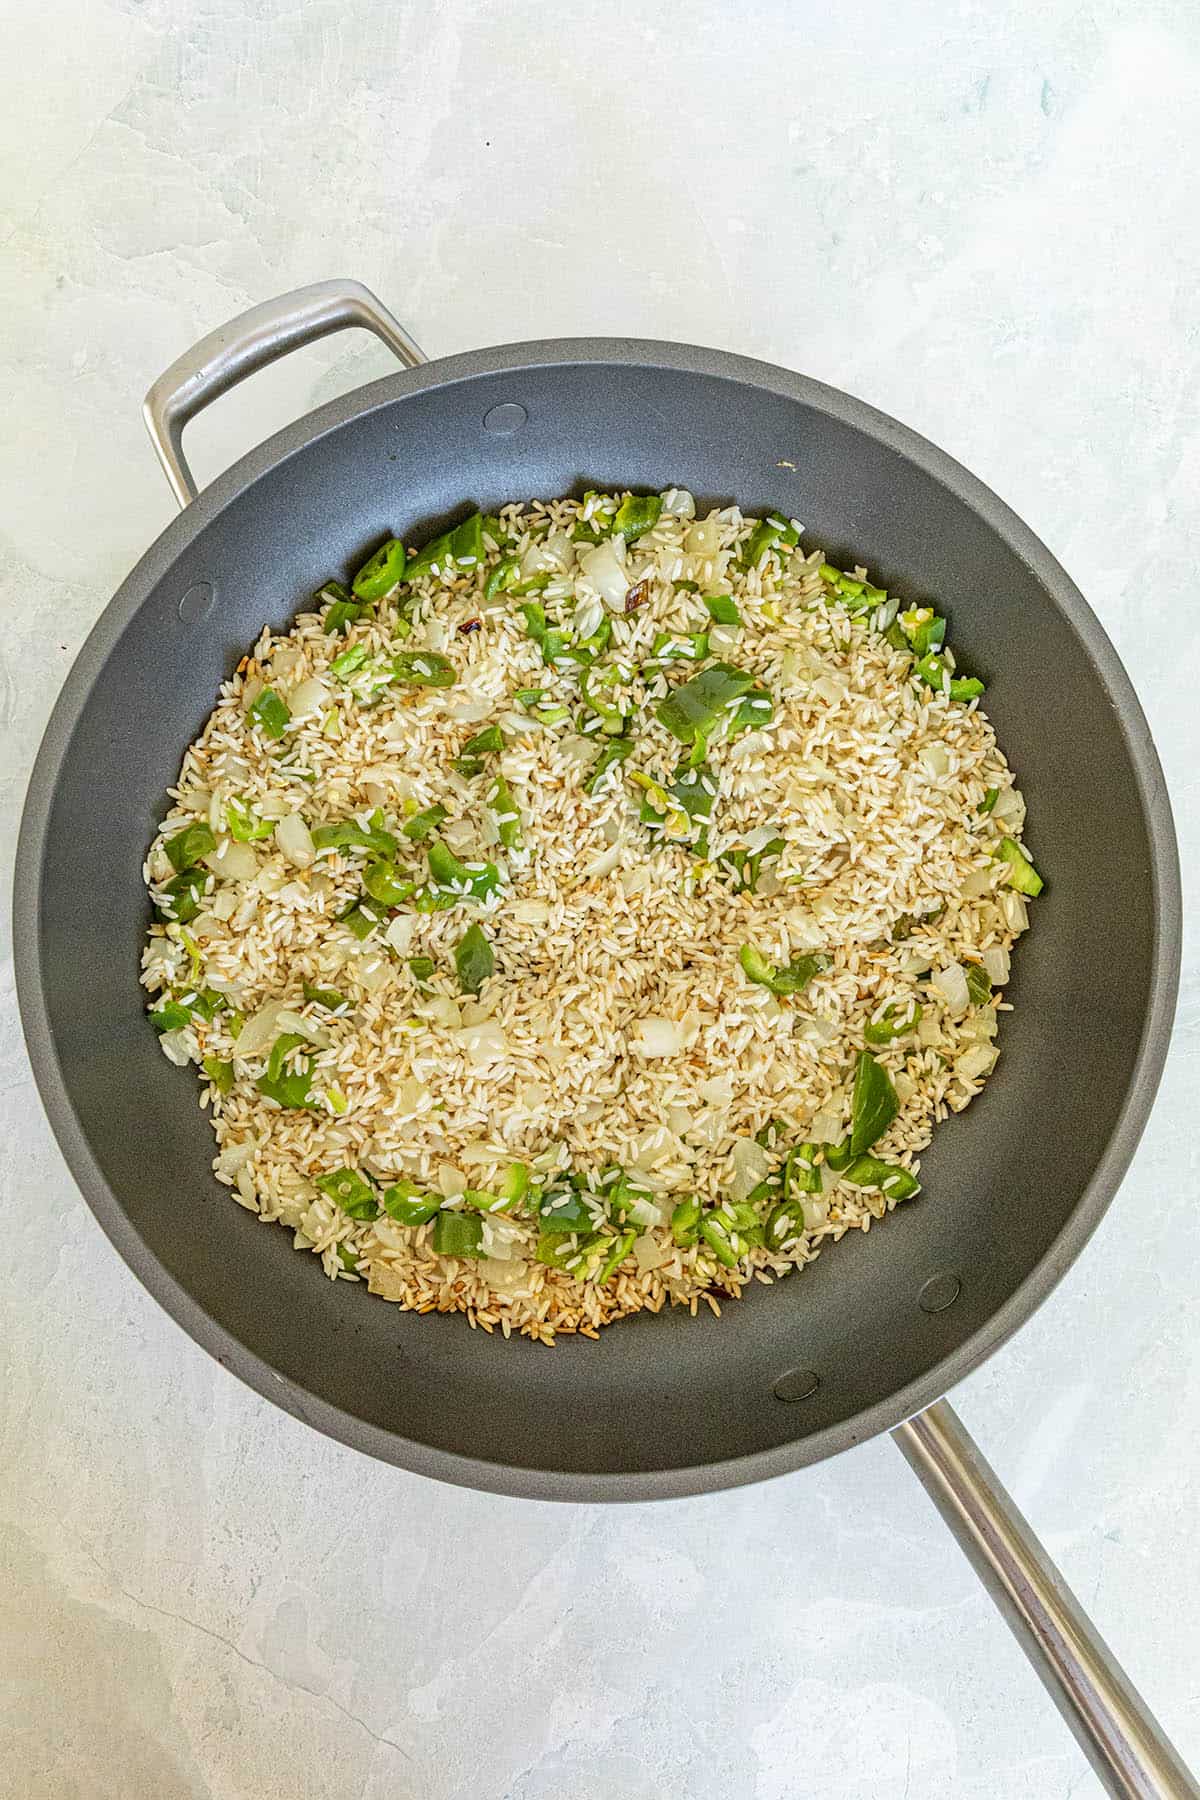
{"left": 982, "top": 945, "right": 1010, "bottom": 985}
{"left": 729, "top": 1136, "right": 773, "bottom": 1202}
{"left": 236, "top": 999, "right": 288, "bottom": 1056}
{"left": 577, "top": 538, "right": 629, "bottom": 611}
{"left": 288, "top": 676, "right": 328, "bottom": 719}
{"left": 275, "top": 812, "right": 315, "bottom": 868}
{"left": 931, "top": 961, "right": 970, "bottom": 1016}
{"left": 204, "top": 838, "right": 259, "bottom": 883}
{"left": 631, "top": 1017, "right": 684, "bottom": 1058}
{"left": 661, "top": 487, "right": 695, "bottom": 518}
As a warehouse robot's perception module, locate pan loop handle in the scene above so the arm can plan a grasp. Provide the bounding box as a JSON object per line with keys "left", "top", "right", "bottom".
{"left": 895, "top": 1401, "right": 1199, "bottom": 1799}
{"left": 142, "top": 280, "right": 428, "bottom": 509}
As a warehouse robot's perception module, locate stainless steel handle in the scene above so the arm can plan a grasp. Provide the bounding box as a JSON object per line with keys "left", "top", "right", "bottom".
{"left": 895, "top": 1401, "right": 1198, "bottom": 1798}
{"left": 142, "top": 279, "right": 428, "bottom": 508}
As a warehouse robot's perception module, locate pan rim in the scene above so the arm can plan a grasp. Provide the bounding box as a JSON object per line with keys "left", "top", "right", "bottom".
{"left": 13, "top": 336, "right": 1183, "bottom": 1500}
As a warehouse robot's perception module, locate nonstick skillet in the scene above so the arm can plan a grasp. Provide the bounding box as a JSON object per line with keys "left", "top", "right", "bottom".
{"left": 14, "top": 281, "right": 1191, "bottom": 1797}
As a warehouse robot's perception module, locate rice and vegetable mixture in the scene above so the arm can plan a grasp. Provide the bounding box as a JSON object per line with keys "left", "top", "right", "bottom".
{"left": 141, "top": 490, "right": 1044, "bottom": 1344}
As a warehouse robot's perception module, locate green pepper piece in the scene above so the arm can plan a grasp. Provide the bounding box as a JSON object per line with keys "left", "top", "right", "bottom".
{"left": 226, "top": 798, "right": 274, "bottom": 842}
{"left": 739, "top": 945, "right": 829, "bottom": 997}
{"left": 612, "top": 494, "right": 663, "bottom": 541}
{"left": 448, "top": 512, "right": 484, "bottom": 568}
{"left": 864, "top": 1000, "right": 923, "bottom": 1045}
{"left": 651, "top": 631, "right": 709, "bottom": 664}
{"left": 382, "top": 1180, "right": 441, "bottom": 1227}
{"left": 965, "top": 962, "right": 993, "bottom": 1007}
{"left": 255, "top": 1034, "right": 316, "bottom": 1110}
{"left": 484, "top": 553, "right": 522, "bottom": 600}
{"left": 311, "top": 817, "right": 399, "bottom": 857}
{"left": 579, "top": 665, "right": 628, "bottom": 736}
{"left": 848, "top": 1051, "right": 898, "bottom": 1157}
{"left": 352, "top": 538, "right": 409, "bottom": 600}
{"left": 336, "top": 1243, "right": 361, "bottom": 1273}
{"left": 318, "top": 580, "right": 363, "bottom": 634}
{"left": 585, "top": 738, "right": 634, "bottom": 795}
{"left": 994, "top": 837, "right": 1044, "bottom": 896}
{"left": 407, "top": 956, "right": 435, "bottom": 981}
{"left": 978, "top": 786, "right": 999, "bottom": 816}
{"left": 487, "top": 773, "right": 522, "bottom": 850}
{"left": 703, "top": 593, "right": 741, "bottom": 625}
{"left": 159, "top": 867, "right": 208, "bottom": 923}
{"left": 431, "top": 1210, "right": 484, "bottom": 1257}
{"left": 698, "top": 1206, "right": 748, "bottom": 1268}
{"left": 717, "top": 836, "right": 786, "bottom": 894}
{"left": 249, "top": 687, "right": 290, "bottom": 739}
{"left": 315, "top": 1167, "right": 380, "bottom": 1220}
{"left": 165, "top": 821, "right": 217, "bottom": 873}
{"left": 202, "top": 1056, "right": 234, "bottom": 1095}
{"left": 595, "top": 1228, "right": 637, "bottom": 1284}
{"left": 392, "top": 651, "right": 456, "bottom": 688}
{"left": 453, "top": 724, "right": 505, "bottom": 776}
{"left": 337, "top": 900, "right": 381, "bottom": 940}
{"left": 362, "top": 860, "right": 415, "bottom": 907}
{"left": 302, "top": 980, "right": 347, "bottom": 1011}
{"left": 840, "top": 1156, "right": 921, "bottom": 1199}
{"left": 402, "top": 804, "right": 449, "bottom": 842}
{"left": 740, "top": 512, "right": 799, "bottom": 568}
{"left": 425, "top": 838, "right": 500, "bottom": 904}
{"left": 824, "top": 1139, "right": 853, "bottom": 1172}
{"left": 765, "top": 1198, "right": 810, "bottom": 1250}
{"left": 149, "top": 1000, "right": 191, "bottom": 1033}
{"left": 454, "top": 922, "right": 494, "bottom": 995}
{"left": 913, "top": 652, "right": 985, "bottom": 702}
{"left": 783, "top": 1143, "right": 822, "bottom": 1196}
{"left": 671, "top": 1194, "right": 702, "bottom": 1247}
{"left": 537, "top": 1184, "right": 594, "bottom": 1234}
{"left": 656, "top": 662, "right": 757, "bottom": 747}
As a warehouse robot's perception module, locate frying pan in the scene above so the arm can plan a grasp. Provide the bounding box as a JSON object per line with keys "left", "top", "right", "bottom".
{"left": 14, "top": 281, "right": 1191, "bottom": 1797}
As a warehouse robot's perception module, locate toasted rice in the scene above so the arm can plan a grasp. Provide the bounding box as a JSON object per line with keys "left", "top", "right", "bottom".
{"left": 140, "top": 493, "right": 1034, "bottom": 1344}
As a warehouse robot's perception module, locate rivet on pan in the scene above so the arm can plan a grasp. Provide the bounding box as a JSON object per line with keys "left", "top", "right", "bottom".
{"left": 773, "top": 1367, "right": 820, "bottom": 1403}
{"left": 483, "top": 402, "right": 528, "bottom": 435}
{"left": 919, "top": 1272, "right": 962, "bottom": 1314}
{"left": 178, "top": 581, "right": 215, "bottom": 624}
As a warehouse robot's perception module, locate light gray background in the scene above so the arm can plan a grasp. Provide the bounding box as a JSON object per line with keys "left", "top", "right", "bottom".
{"left": 1, "top": 2, "right": 1197, "bottom": 1796}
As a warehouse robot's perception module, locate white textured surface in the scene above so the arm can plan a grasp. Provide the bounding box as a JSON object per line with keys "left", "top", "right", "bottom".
{"left": 1, "top": 2, "right": 1198, "bottom": 1794}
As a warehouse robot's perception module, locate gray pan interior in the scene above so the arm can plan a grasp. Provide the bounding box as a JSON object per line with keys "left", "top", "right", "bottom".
{"left": 14, "top": 341, "right": 1181, "bottom": 1500}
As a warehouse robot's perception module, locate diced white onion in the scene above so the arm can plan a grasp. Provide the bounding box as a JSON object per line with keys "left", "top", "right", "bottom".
{"left": 620, "top": 864, "right": 651, "bottom": 897}
{"left": 584, "top": 844, "right": 622, "bottom": 879}
{"left": 236, "top": 999, "right": 288, "bottom": 1056}
{"left": 572, "top": 596, "right": 605, "bottom": 643}
{"left": 685, "top": 514, "right": 722, "bottom": 556}
{"left": 931, "top": 961, "right": 970, "bottom": 1016}
{"left": 983, "top": 945, "right": 1011, "bottom": 985}
{"left": 960, "top": 867, "right": 995, "bottom": 899}
{"left": 633, "top": 1233, "right": 671, "bottom": 1272}
{"left": 384, "top": 913, "right": 417, "bottom": 953}
{"left": 956, "top": 1044, "right": 998, "bottom": 1082}
{"left": 801, "top": 1194, "right": 829, "bottom": 1231}
{"left": 729, "top": 1136, "right": 773, "bottom": 1202}
{"left": 1000, "top": 890, "right": 1029, "bottom": 933}
{"left": 204, "top": 839, "right": 259, "bottom": 883}
{"left": 577, "top": 538, "right": 629, "bottom": 610}
{"left": 437, "top": 1163, "right": 467, "bottom": 1197}
{"left": 158, "top": 1028, "right": 193, "bottom": 1067}
{"left": 424, "top": 995, "right": 462, "bottom": 1030}
{"left": 275, "top": 812, "right": 315, "bottom": 868}
{"left": 809, "top": 1108, "right": 843, "bottom": 1145}
{"left": 288, "top": 676, "right": 328, "bottom": 719}
{"left": 456, "top": 1021, "right": 508, "bottom": 1064}
{"left": 631, "top": 1017, "right": 684, "bottom": 1058}
{"left": 275, "top": 1009, "right": 329, "bottom": 1045}
{"left": 661, "top": 487, "right": 695, "bottom": 518}
{"left": 215, "top": 1140, "right": 256, "bottom": 1182}
{"left": 993, "top": 786, "right": 1026, "bottom": 829}
{"left": 697, "top": 1074, "right": 732, "bottom": 1108}
{"left": 919, "top": 744, "right": 951, "bottom": 778}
